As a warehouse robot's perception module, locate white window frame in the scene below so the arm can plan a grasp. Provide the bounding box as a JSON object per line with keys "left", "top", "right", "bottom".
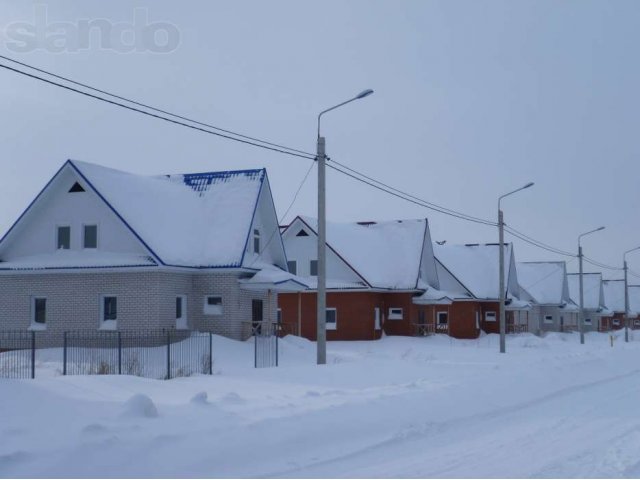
{"left": 436, "top": 311, "right": 448, "bottom": 325}
{"left": 176, "top": 295, "right": 188, "bottom": 329}
{"left": 99, "top": 295, "right": 118, "bottom": 330}
{"left": 388, "top": 308, "right": 403, "bottom": 320}
{"left": 29, "top": 296, "right": 47, "bottom": 331}
{"left": 82, "top": 223, "right": 98, "bottom": 249}
{"left": 253, "top": 229, "right": 260, "bottom": 254}
{"left": 326, "top": 308, "right": 337, "bottom": 331}
{"left": 544, "top": 315, "right": 554, "bottom": 324}
{"left": 56, "top": 224, "right": 71, "bottom": 250}
{"left": 204, "top": 295, "right": 223, "bottom": 315}
{"left": 287, "top": 260, "right": 297, "bottom": 275}
{"left": 584, "top": 317, "right": 592, "bottom": 325}
{"left": 485, "top": 311, "right": 497, "bottom": 322}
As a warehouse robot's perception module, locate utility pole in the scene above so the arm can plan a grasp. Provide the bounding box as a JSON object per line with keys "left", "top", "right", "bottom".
{"left": 623, "top": 246, "right": 640, "bottom": 343}
{"left": 577, "top": 226, "right": 605, "bottom": 345}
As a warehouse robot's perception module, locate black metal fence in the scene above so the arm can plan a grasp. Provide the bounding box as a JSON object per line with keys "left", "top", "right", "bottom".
{"left": 0, "top": 330, "right": 213, "bottom": 380}
{"left": 254, "top": 323, "right": 278, "bottom": 368}
{"left": 0, "top": 331, "right": 35, "bottom": 379}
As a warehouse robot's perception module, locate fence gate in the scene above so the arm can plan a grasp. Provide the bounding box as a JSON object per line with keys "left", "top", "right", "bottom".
{"left": 254, "top": 323, "right": 278, "bottom": 368}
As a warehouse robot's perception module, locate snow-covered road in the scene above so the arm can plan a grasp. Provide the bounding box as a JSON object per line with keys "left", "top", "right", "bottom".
{"left": 1, "top": 332, "right": 639, "bottom": 478}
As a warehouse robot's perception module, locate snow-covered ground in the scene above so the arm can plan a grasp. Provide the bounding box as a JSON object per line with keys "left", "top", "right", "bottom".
{"left": 1, "top": 331, "right": 640, "bottom": 478}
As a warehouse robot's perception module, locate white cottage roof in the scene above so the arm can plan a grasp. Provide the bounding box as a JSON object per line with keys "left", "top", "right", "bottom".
{"left": 567, "top": 273, "right": 604, "bottom": 311}
{"left": 602, "top": 280, "right": 626, "bottom": 313}
{"left": 517, "top": 261, "right": 567, "bottom": 305}
{"left": 433, "top": 243, "right": 515, "bottom": 300}
{"left": 294, "top": 216, "right": 429, "bottom": 290}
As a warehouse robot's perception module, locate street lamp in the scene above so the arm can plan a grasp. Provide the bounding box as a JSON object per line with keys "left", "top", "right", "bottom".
{"left": 316, "top": 89, "right": 373, "bottom": 365}
{"left": 498, "top": 182, "right": 534, "bottom": 354}
{"left": 623, "top": 246, "right": 640, "bottom": 343}
{"left": 577, "top": 226, "right": 605, "bottom": 344}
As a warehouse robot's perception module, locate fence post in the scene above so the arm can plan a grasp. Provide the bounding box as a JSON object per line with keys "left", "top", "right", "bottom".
{"left": 118, "top": 331, "right": 122, "bottom": 375}
{"left": 166, "top": 331, "right": 171, "bottom": 380}
{"left": 63, "top": 332, "right": 67, "bottom": 376}
{"left": 254, "top": 328, "right": 257, "bottom": 369}
{"left": 275, "top": 325, "right": 279, "bottom": 367}
{"left": 209, "top": 332, "right": 213, "bottom": 375}
{"left": 30, "top": 330, "right": 35, "bottom": 379}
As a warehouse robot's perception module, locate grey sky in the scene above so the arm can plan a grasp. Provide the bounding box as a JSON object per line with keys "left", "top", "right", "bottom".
{"left": 0, "top": 0, "right": 638, "bottom": 280}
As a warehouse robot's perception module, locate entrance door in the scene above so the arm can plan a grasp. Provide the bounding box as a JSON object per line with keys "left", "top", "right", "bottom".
{"left": 252, "top": 299, "right": 263, "bottom": 333}
{"left": 374, "top": 307, "right": 381, "bottom": 330}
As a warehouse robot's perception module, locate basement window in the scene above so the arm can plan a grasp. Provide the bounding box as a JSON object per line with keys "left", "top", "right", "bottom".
{"left": 388, "top": 308, "right": 403, "bottom": 320}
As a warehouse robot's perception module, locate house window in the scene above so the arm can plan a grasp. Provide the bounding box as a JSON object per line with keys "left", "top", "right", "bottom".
{"left": 31, "top": 297, "right": 46, "bottom": 327}
{"left": 83, "top": 225, "right": 98, "bottom": 249}
{"left": 584, "top": 317, "right": 592, "bottom": 325}
{"left": 613, "top": 319, "right": 620, "bottom": 326}
{"left": 544, "top": 315, "right": 554, "bottom": 324}
{"left": 253, "top": 229, "right": 260, "bottom": 254}
{"left": 437, "top": 311, "right": 448, "bottom": 325}
{"left": 388, "top": 308, "right": 403, "bottom": 320}
{"left": 57, "top": 226, "right": 71, "bottom": 250}
{"left": 102, "top": 296, "right": 117, "bottom": 321}
{"left": 204, "top": 296, "right": 223, "bottom": 315}
{"left": 310, "top": 260, "right": 318, "bottom": 276}
{"left": 326, "top": 308, "right": 337, "bottom": 330}
{"left": 485, "top": 311, "right": 497, "bottom": 322}
{"left": 287, "top": 260, "right": 297, "bottom": 275}
{"left": 176, "top": 295, "right": 187, "bottom": 329}
{"left": 277, "top": 308, "right": 282, "bottom": 323}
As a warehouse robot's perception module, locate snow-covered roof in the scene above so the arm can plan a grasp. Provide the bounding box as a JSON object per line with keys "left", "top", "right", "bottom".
{"left": 0, "top": 251, "right": 156, "bottom": 271}
{"left": 238, "top": 265, "right": 310, "bottom": 292}
{"left": 602, "top": 280, "right": 626, "bottom": 313}
{"left": 293, "top": 217, "right": 429, "bottom": 290}
{"left": 517, "top": 262, "right": 568, "bottom": 305}
{"left": 567, "top": 273, "right": 604, "bottom": 311}
{"left": 433, "top": 243, "right": 517, "bottom": 300}
{"left": 64, "top": 161, "right": 266, "bottom": 268}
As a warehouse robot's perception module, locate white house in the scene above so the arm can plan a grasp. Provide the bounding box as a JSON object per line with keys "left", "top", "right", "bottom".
{"left": 0, "top": 160, "right": 294, "bottom": 343}
{"left": 517, "top": 261, "right": 578, "bottom": 334}
{"left": 566, "top": 273, "right": 606, "bottom": 332}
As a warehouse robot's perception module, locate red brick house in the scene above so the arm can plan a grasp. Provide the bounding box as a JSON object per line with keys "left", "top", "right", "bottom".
{"left": 278, "top": 216, "right": 448, "bottom": 340}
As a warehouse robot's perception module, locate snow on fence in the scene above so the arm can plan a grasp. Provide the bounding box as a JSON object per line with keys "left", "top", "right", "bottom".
{"left": 0, "top": 330, "right": 213, "bottom": 380}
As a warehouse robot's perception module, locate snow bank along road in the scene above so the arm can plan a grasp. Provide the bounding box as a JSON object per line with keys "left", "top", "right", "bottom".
{"left": 1, "top": 331, "right": 640, "bottom": 478}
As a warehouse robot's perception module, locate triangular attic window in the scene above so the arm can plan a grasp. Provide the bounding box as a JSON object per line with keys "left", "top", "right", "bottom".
{"left": 69, "top": 182, "right": 85, "bottom": 193}
{"left": 296, "top": 229, "right": 309, "bottom": 237}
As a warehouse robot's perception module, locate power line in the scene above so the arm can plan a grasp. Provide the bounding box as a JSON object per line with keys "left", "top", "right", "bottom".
{"left": 582, "top": 256, "right": 623, "bottom": 271}
{"left": 0, "top": 61, "right": 315, "bottom": 161}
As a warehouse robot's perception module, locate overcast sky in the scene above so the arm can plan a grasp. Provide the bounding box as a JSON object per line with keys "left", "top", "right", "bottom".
{"left": 0, "top": 0, "right": 638, "bottom": 280}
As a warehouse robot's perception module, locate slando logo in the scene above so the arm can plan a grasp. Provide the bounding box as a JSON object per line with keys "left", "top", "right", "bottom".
{"left": 3, "top": 5, "right": 180, "bottom": 54}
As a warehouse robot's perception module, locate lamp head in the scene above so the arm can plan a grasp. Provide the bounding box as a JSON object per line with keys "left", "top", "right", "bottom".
{"left": 356, "top": 89, "right": 374, "bottom": 99}
{"left": 524, "top": 182, "right": 534, "bottom": 189}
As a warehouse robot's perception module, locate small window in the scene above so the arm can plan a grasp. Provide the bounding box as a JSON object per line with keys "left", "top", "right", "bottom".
{"left": 277, "top": 308, "right": 282, "bottom": 323}
{"left": 57, "top": 226, "right": 70, "bottom": 250}
{"left": 437, "top": 311, "right": 448, "bottom": 325}
{"left": 296, "top": 229, "right": 309, "bottom": 237}
{"left": 287, "top": 260, "right": 297, "bottom": 275}
{"left": 204, "top": 296, "right": 223, "bottom": 315}
{"left": 68, "top": 182, "right": 85, "bottom": 193}
{"left": 485, "top": 311, "right": 497, "bottom": 322}
{"left": 32, "top": 297, "right": 46, "bottom": 326}
{"left": 103, "top": 296, "right": 117, "bottom": 321}
{"left": 326, "top": 308, "right": 337, "bottom": 330}
{"left": 310, "top": 260, "right": 318, "bottom": 276}
{"left": 544, "top": 315, "right": 554, "bottom": 324}
{"left": 613, "top": 319, "right": 620, "bottom": 326}
{"left": 253, "top": 229, "right": 260, "bottom": 254}
{"left": 83, "top": 225, "right": 98, "bottom": 249}
{"left": 388, "top": 308, "right": 403, "bottom": 320}
{"left": 584, "top": 318, "right": 592, "bottom": 325}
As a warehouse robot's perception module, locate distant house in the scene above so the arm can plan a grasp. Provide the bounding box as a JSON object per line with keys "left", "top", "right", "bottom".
{"left": 277, "top": 216, "right": 443, "bottom": 340}
{"left": 517, "top": 261, "right": 578, "bottom": 334}
{"left": 566, "top": 273, "right": 607, "bottom": 331}
{"left": 0, "top": 160, "right": 295, "bottom": 343}
{"left": 601, "top": 280, "right": 640, "bottom": 331}
{"left": 424, "top": 243, "right": 530, "bottom": 337}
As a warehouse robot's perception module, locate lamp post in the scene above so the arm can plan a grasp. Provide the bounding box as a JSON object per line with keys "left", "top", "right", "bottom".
{"left": 623, "top": 247, "right": 640, "bottom": 343}
{"left": 577, "top": 226, "right": 605, "bottom": 344}
{"left": 498, "top": 182, "right": 534, "bottom": 354}
{"left": 316, "top": 89, "right": 373, "bottom": 365}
